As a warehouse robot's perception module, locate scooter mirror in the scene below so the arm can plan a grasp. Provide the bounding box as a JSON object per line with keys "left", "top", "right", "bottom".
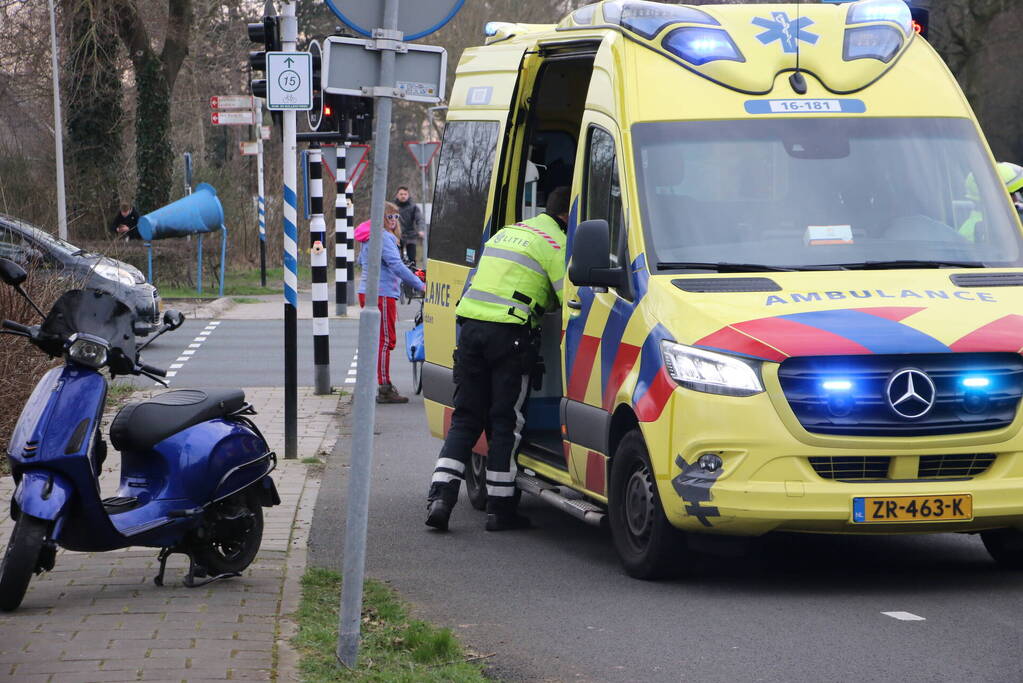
{"left": 163, "top": 309, "right": 185, "bottom": 330}
{"left": 0, "top": 258, "right": 27, "bottom": 287}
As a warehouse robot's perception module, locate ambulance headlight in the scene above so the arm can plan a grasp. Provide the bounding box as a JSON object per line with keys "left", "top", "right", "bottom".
{"left": 843, "top": 25, "right": 904, "bottom": 63}
{"left": 662, "top": 27, "right": 745, "bottom": 67}
{"left": 847, "top": 0, "right": 913, "bottom": 36}
{"left": 660, "top": 341, "right": 764, "bottom": 397}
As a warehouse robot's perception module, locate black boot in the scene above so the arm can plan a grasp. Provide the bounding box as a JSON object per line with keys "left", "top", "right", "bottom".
{"left": 425, "top": 481, "right": 459, "bottom": 531}
{"left": 485, "top": 497, "right": 532, "bottom": 532}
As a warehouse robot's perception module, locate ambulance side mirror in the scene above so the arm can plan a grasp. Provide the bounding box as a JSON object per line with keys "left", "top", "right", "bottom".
{"left": 569, "top": 219, "right": 625, "bottom": 289}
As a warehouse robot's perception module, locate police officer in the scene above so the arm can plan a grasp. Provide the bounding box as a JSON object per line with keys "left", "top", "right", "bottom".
{"left": 425, "top": 186, "right": 570, "bottom": 532}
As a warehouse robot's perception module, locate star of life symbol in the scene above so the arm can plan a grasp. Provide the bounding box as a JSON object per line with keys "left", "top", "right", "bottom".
{"left": 752, "top": 12, "right": 820, "bottom": 54}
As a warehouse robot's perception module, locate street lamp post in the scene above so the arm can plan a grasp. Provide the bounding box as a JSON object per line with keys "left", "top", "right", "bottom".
{"left": 47, "top": 0, "right": 69, "bottom": 241}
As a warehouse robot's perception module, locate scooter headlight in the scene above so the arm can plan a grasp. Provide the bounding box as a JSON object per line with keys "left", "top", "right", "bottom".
{"left": 67, "top": 333, "right": 109, "bottom": 369}
{"left": 660, "top": 341, "right": 764, "bottom": 397}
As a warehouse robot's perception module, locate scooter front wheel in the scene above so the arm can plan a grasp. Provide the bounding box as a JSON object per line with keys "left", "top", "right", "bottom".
{"left": 193, "top": 487, "right": 264, "bottom": 575}
{"left": 0, "top": 514, "right": 48, "bottom": 611}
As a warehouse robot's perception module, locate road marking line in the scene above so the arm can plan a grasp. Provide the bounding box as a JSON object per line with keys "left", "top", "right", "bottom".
{"left": 175, "top": 356, "right": 190, "bottom": 363}
{"left": 193, "top": 337, "right": 208, "bottom": 342}
{"left": 882, "top": 611, "right": 925, "bottom": 621}
{"left": 344, "top": 378, "right": 356, "bottom": 384}
{"left": 209, "top": 320, "right": 220, "bottom": 325}
{"left": 347, "top": 369, "right": 357, "bottom": 375}
{"left": 183, "top": 350, "right": 196, "bottom": 356}
{"left": 189, "top": 343, "right": 201, "bottom": 349}
{"left": 170, "top": 363, "right": 183, "bottom": 369}
{"left": 166, "top": 371, "right": 177, "bottom": 377}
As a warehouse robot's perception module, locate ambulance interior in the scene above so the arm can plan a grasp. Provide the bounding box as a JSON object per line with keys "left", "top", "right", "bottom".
{"left": 514, "top": 50, "right": 596, "bottom": 467}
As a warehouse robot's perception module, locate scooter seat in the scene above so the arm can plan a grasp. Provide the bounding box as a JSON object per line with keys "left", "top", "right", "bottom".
{"left": 110, "top": 389, "right": 246, "bottom": 452}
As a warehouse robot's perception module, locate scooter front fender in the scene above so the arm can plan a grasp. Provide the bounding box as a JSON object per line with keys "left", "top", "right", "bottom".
{"left": 15, "top": 470, "right": 72, "bottom": 522}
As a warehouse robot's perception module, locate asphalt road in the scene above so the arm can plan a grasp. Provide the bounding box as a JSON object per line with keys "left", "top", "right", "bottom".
{"left": 309, "top": 331, "right": 1023, "bottom": 683}
{"left": 126, "top": 317, "right": 362, "bottom": 389}
{"left": 132, "top": 311, "right": 1023, "bottom": 681}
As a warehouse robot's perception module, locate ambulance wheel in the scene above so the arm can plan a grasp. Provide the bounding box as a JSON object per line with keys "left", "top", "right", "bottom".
{"left": 466, "top": 452, "right": 488, "bottom": 510}
{"left": 982, "top": 529, "right": 1023, "bottom": 569}
{"left": 465, "top": 452, "right": 521, "bottom": 511}
{"left": 608, "top": 430, "right": 686, "bottom": 580}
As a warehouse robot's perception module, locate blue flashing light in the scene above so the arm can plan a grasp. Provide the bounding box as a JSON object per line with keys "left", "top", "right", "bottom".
{"left": 847, "top": 0, "right": 913, "bottom": 36}
{"left": 822, "top": 379, "right": 854, "bottom": 392}
{"left": 963, "top": 376, "right": 991, "bottom": 389}
{"left": 662, "top": 27, "right": 745, "bottom": 67}
{"left": 843, "top": 25, "right": 903, "bottom": 63}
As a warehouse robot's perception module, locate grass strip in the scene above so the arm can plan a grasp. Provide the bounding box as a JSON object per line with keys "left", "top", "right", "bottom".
{"left": 293, "top": 567, "right": 488, "bottom": 682}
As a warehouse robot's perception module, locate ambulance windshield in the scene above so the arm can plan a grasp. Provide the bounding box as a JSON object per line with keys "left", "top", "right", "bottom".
{"left": 633, "top": 117, "right": 1023, "bottom": 270}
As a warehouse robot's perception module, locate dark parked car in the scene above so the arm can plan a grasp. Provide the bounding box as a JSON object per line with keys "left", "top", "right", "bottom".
{"left": 0, "top": 213, "right": 161, "bottom": 334}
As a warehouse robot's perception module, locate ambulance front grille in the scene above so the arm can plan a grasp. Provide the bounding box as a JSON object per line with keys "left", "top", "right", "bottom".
{"left": 809, "top": 456, "right": 890, "bottom": 480}
{"left": 917, "top": 453, "right": 995, "bottom": 478}
{"left": 778, "top": 353, "right": 1023, "bottom": 437}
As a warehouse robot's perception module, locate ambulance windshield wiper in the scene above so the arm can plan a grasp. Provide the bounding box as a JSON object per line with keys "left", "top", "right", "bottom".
{"left": 835, "top": 260, "right": 986, "bottom": 270}
{"left": 656, "top": 262, "right": 842, "bottom": 273}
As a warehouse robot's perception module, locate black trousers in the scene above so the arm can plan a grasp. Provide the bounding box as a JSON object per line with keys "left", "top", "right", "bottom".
{"left": 431, "top": 318, "right": 532, "bottom": 513}
{"left": 403, "top": 240, "right": 417, "bottom": 265}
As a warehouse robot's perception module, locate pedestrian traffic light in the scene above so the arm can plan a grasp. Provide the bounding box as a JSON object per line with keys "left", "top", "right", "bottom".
{"left": 247, "top": 14, "right": 281, "bottom": 100}
{"left": 306, "top": 39, "right": 324, "bottom": 131}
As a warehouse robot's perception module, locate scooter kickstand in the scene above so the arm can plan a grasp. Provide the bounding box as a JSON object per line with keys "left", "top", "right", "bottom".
{"left": 153, "top": 548, "right": 173, "bottom": 587}
{"left": 182, "top": 554, "right": 240, "bottom": 588}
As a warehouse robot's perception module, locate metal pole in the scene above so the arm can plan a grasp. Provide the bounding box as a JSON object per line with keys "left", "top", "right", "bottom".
{"left": 419, "top": 163, "right": 428, "bottom": 264}
{"left": 282, "top": 1, "right": 299, "bottom": 461}
{"left": 47, "top": 0, "right": 68, "bottom": 241}
{"left": 219, "top": 226, "right": 227, "bottom": 298}
{"left": 308, "top": 145, "right": 331, "bottom": 395}
{"left": 334, "top": 144, "right": 348, "bottom": 316}
{"left": 256, "top": 100, "right": 267, "bottom": 288}
{"left": 197, "top": 234, "right": 203, "bottom": 296}
{"left": 338, "top": 0, "right": 399, "bottom": 667}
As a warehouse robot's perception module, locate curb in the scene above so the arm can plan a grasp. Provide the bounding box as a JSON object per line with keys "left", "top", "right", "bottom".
{"left": 192, "top": 295, "right": 236, "bottom": 319}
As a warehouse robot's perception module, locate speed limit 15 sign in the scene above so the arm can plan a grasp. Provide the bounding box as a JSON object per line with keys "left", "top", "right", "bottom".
{"left": 266, "top": 52, "right": 313, "bottom": 111}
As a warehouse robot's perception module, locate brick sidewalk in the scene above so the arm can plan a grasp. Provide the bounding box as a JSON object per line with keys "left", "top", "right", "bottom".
{"left": 0, "top": 387, "right": 336, "bottom": 682}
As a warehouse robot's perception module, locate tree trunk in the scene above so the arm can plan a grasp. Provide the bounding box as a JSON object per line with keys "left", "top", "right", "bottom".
{"left": 113, "top": 0, "right": 192, "bottom": 214}
{"left": 63, "top": 0, "right": 124, "bottom": 237}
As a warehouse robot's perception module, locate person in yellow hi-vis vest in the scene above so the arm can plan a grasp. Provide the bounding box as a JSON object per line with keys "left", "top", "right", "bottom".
{"left": 425, "top": 187, "right": 569, "bottom": 532}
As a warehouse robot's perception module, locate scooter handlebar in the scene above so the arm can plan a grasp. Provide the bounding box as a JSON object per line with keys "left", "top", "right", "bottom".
{"left": 138, "top": 363, "right": 167, "bottom": 377}
{"left": 2, "top": 319, "right": 33, "bottom": 335}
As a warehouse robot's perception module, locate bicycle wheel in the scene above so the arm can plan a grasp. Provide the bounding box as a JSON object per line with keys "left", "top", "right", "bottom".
{"left": 412, "top": 359, "right": 423, "bottom": 394}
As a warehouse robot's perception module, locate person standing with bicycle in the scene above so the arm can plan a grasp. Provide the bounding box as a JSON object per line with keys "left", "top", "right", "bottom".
{"left": 356, "top": 201, "right": 426, "bottom": 404}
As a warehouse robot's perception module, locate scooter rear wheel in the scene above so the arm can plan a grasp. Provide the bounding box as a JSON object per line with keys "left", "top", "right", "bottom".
{"left": 193, "top": 488, "right": 264, "bottom": 575}
{"left": 0, "top": 514, "right": 48, "bottom": 611}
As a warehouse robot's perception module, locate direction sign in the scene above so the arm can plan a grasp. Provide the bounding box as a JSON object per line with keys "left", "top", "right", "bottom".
{"left": 322, "top": 144, "right": 371, "bottom": 189}
{"left": 210, "top": 95, "right": 253, "bottom": 110}
{"left": 324, "top": 0, "right": 464, "bottom": 41}
{"left": 404, "top": 141, "right": 440, "bottom": 169}
{"left": 323, "top": 37, "right": 446, "bottom": 104}
{"left": 211, "top": 110, "right": 255, "bottom": 125}
{"left": 240, "top": 141, "right": 259, "bottom": 156}
{"left": 266, "top": 51, "right": 313, "bottom": 111}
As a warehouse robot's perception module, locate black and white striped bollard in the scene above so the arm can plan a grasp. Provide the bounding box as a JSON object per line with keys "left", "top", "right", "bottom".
{"left": 308, "top": 144, "right": 331, "bottom": 395}
{"left": 335, "top": 144, "right": 349, "bottom": 316}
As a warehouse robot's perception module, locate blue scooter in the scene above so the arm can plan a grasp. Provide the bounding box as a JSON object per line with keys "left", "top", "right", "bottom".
{"left": 0, "top": 258, "right": 279, "bottom": 611}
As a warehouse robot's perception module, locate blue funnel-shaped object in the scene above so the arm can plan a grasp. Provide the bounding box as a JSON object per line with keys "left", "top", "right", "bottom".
{"left": 137, "top": 183, "right": 224, "bottom": 241}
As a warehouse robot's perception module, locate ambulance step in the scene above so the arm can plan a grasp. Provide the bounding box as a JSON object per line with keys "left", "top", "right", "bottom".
{"left": 516, "top": 473, "right": 606, "bottom": 527}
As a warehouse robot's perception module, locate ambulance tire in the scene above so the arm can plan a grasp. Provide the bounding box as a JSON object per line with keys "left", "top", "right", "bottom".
{"left": 466, "top": 452, "right": 488, "bottom": 510}
{"left": 465, "top": 452, "right": 522, "bottom": 512}
{"left": 981, "top": 528, "right": 1023, "bottom": 569}
{"left": 608, "top": 430, "right": 686, "bottom": 580}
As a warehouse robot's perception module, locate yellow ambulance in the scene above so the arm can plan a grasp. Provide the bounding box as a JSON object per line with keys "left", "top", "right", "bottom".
{"left": 421, "top": 0, "right": 1023, "bottom": 578}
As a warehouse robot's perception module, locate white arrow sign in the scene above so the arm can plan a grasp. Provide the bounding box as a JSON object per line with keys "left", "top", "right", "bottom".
{"left": 210, "top": 95, "right": 253, "bottom": 110}
{"left": 211, "top": 111, "right": 255, "bottom": 126}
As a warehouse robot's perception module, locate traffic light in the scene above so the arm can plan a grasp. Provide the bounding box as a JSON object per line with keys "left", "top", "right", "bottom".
{"left": 247, "top": 14, "right": 281, "bottom": 100}
{"left": 306, "top": 39, "right": 324, "bottom": 131}
{"left": 909, "top": 7, "right": 929, "bottom": 39}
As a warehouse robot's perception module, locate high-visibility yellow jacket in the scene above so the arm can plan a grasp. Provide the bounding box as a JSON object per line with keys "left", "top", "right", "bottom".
{"left": 455, "top": 213, "right": 566, "bottom": 326}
